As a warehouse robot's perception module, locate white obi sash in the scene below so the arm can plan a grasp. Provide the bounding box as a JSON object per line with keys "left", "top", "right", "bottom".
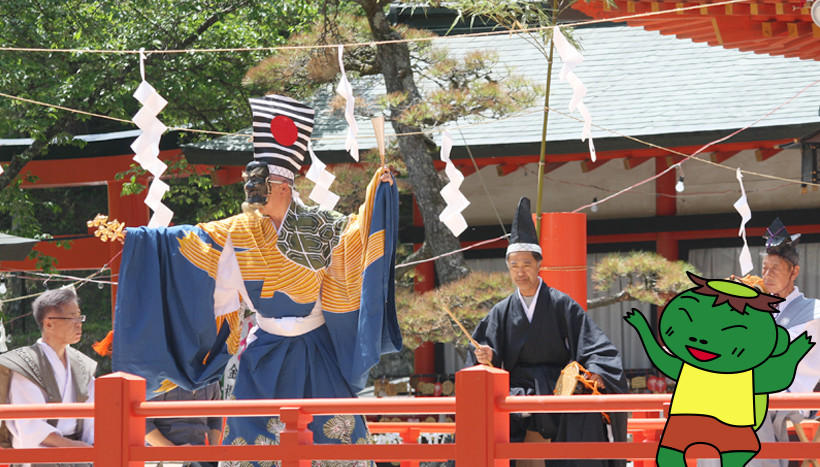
{"left": 245, "top": 300, "right": 326, "bottom": 348}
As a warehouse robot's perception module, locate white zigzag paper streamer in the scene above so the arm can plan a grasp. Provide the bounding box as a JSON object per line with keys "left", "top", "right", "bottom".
{"left": 306, "top": 142, "right": 340, "bottom": 211}
{"left": 0, "top": 319, "right": 7, "bottom": 352}
{"left": 733, "top": 167, "right": 754, "bottom": 275}
{"left": 130, "top": 50, "right": 173, "bottom": 227}
{"left": 553, "top": 27, "right": 597, "bottom": 162}
{"left": 336, "top": 45, "right": 359, "bottom": 162}
{"left": 438, "top": 131, "right": 470, "bottom": 236}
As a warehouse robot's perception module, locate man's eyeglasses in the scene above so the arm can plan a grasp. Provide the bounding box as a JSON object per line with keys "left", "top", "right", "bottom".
{"left": 46, "top": 315, "right": 86, "bottom": 323}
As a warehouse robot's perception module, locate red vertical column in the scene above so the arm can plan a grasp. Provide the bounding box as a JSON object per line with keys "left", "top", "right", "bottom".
{"left": 414, "top": 341, "right": 436, "bottom": 380}
{"left": 455, "top": 366, "right": 509, "bottom": 467}
{"left": 535, "top": 212, "right": 588, "bottom": 310}
{"left": 94, "top": 372, "right": 146, "bottom": 467}
{"left": 106, "top": 180, "right": 150, "bottom": 320}
{"left": 655, "top": 157, "right": 679, "bottom": 261}
{"left": 279, "top": 407, "right": 313, "bottom": 467}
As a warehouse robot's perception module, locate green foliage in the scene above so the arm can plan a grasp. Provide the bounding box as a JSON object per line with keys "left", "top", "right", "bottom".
{"left": 590, "top": 251, "right": 699, "bottom": 306}
{"left": 0, "top": 0, "right": 322, "bottom": 246}
{"left": 0, "top": 175, "right": 41, "bottom": 237}
{"left": 396, "top": 271, "right": 511, "bottom": 349}
{"left": 243, "top": 10, "right": 541, "bottom": 129}
{"left": 0, "top": 0, "right": 319, "bottom": 140}
{"left": 244, "top": 12, "right": 383, "bottom": 99}
{"left": 451, "top": 1, "right": 560, "bottom": 34}
{"left": 115, "top": 159, "right": 243, "bottom": 225}
{"left": 449, "top": 0, "right": 590, "bottom": 57}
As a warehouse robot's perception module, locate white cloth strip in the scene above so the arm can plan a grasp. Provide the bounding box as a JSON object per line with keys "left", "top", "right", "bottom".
{"left": 437, "top": 131, "right": 470, "bottom": 236}
{"left": 306, "top": 142, "right": 340, "bottom": 210}
{"left": 553, "top": 27, "right": 597, "bottom": 162}
{"left": 213, "top": 234, "right": 258, "bottom": 319}
{"left": 336, "top": 45, "right": 359, "bottom": 161}
{"left": 733, "top": 167, "right": 754, "bottom": 275}
{"left": 0, "top": 319, "right": 6, "bottom": 352}
{"left": 254, "top": 300, "right": 326, "bottom": 337}
{"left": 130, "top": 80, "right": 173, "bottom": 227}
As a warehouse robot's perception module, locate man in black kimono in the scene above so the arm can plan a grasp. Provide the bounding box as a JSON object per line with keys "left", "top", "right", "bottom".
{"left": 469, "top": 197, "right": 628, "bottom": 467}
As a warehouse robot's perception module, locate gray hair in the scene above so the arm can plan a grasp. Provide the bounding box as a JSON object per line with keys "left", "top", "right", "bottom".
{"left": 32, "top": 286, "right": 79, "bottom": 329}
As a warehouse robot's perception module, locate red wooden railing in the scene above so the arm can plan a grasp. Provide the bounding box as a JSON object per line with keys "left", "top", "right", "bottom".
{"left": 1, "top": 366, "right": 820, "bottom": 466}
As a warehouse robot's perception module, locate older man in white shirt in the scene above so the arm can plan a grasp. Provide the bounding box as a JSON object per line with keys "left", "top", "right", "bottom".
{"left": 0, "top": 286, "right": 96, "bottom": 467}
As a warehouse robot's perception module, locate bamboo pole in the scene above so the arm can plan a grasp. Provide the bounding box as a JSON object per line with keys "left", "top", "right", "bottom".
{"left": 535, "top": 0, "right": 560, "bottom": 238}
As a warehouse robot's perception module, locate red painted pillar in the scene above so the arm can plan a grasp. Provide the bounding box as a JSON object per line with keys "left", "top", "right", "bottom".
{"left": 106, "top": 180, "right": 150, "bottom": 320}
{"left": 279, "top": 407, "right": 313, "bottom": 467}
{"left": 414, "top": 341, "right": 437, "bottom": 381}
{"left": 655, "top": 157, "right": 679, "bottom": 261}
{"left": 535, "top": 213, "right": 588, "bottom": 310}
{"left": 400, "top": 427, "right": 421, "bottom": 467}
{"left": 657, "top": 232, "right": 679, "bottom": 261}
{"left": 94, "top": 372, "right": 145, "bottom": 467}
{"left": 655, "top": 157, "right": 677, "bottom": 217}
{"left": 455, "top": 365, "right": 509, "bottom": 467}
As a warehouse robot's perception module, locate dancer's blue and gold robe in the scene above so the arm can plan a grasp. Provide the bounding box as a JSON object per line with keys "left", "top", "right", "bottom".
{"left": 113, "top": 171, "right": 401, "bottom": 459}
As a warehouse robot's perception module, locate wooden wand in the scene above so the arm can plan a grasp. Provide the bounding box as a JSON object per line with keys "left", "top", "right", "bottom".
{"left": 442, "top": 305, "right": 494, "bottom": 368}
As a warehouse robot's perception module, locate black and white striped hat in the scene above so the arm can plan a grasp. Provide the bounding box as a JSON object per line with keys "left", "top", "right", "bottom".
{"left": 249, "top": 95, "right": 315, "bottom": 180}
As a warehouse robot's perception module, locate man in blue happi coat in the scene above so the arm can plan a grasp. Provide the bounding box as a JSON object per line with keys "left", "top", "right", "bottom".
{"left": 113, "top": 95, "right": 401, "bottom": 467}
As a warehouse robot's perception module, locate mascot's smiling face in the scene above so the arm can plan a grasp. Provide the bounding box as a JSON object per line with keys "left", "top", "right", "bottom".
{"left": 659, "top": 279, "right": 785, "bottom": 374}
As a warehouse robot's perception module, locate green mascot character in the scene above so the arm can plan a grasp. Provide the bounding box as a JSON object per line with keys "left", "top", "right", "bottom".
{"left": 625, "top": 272, "right": 814, "bottom": 467}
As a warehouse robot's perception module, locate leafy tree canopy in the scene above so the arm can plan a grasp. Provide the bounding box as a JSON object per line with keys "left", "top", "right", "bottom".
{"left": 244, "top": 9, "right": 540, "bottom": 129}
{"left": 0, "top": 0, "right": 322, "bottom": 241}
{"left": 0, "top": 0, "right": 320, "bottom": 364}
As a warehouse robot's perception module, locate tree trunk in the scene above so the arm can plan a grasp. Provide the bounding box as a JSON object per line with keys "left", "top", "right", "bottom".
{"left": 358, "top": 0, "right": 469, "bottom": 285}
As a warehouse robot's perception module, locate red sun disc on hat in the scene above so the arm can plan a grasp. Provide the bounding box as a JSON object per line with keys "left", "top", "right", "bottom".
{"left": 270, "top": 115, "right": 299, "bottom": 146}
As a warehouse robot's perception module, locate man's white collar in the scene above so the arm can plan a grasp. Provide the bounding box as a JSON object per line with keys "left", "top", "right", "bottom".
{"left": 517, "top": 278, "right": 543, "bottom": 323}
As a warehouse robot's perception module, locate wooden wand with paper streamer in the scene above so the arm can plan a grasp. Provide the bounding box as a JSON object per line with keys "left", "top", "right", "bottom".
{"left": 371, "top": 116, "right": 386, "bottom": 168}
{"left": 442, "top": 305, "right": 494, "bottom": 368}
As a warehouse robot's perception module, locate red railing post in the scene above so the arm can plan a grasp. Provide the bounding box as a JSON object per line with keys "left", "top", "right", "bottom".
{"left": 280, "top": 407, "right": 313, "bottom": 467}
{"left": 94, "top": 372, "right": 145, "bottom": 467}
{"left": 400, "top": 427, "right": 421, "bottom": 467}
{"left": 456, "top": 365, "right": 509, "bottom": 467}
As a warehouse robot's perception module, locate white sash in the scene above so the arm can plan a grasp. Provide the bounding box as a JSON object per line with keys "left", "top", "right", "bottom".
{"left": 248, "top": 300, "right": 325, "bottom": 342}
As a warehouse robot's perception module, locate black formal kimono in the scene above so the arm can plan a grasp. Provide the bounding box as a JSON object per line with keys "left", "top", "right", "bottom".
{"left": 468, "top": 281, "right": 628, "bottom": 467}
